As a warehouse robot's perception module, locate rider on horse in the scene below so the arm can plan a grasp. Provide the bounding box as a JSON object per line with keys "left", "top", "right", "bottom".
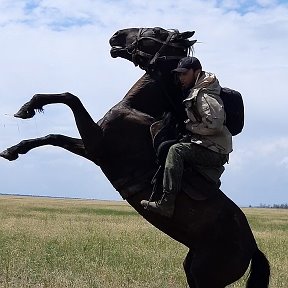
{"left": 141, "top": 56, "right": 233, "bottom": 217}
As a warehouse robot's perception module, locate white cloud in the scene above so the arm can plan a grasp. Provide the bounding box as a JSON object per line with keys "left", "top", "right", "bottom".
{"left": 279, "top": 156, "right": 288, "bottom": 169}
{"left": 229, "top": 137, "right": 288, "bottom": 169}
{"left": 256, "top": 0, "right": 278, "bottom": 7}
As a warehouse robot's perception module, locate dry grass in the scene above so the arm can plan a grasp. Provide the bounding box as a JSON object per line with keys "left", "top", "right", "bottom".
{"left": 0, "top": 196, "right": 187, "bottom": 288}
{"left": 0, "top": 195, "right": 287, "bottom": 287}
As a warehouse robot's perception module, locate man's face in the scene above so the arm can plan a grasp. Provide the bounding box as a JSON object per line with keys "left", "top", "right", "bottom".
{"left": 178, "top": 69, "right": 196, "bottom": 89}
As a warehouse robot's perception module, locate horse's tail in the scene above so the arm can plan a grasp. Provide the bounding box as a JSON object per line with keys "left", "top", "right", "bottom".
{"left": 246, "top": 248, "right": 270, "bottom": 288}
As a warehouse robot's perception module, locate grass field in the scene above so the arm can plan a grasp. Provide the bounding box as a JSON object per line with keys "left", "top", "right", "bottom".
{"left": 0, "top": 195, "right": 287, "bottom": 287}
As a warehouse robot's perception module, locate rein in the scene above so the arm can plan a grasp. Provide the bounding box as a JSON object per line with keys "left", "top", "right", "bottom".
{"left": 127, "top": 28, "right": 189, "bottom": 69}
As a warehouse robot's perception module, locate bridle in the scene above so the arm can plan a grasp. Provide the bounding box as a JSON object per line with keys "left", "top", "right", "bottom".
{"left": 126, "top": 28, "right": 193, "bottom": 70}
{"left": 123, "top": 28, "right": 196, "bottom": 120}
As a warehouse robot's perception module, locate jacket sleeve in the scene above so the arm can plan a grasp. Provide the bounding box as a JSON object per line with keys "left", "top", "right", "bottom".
{"left": 186, "top": 93, "right": 225, "bottom": 136}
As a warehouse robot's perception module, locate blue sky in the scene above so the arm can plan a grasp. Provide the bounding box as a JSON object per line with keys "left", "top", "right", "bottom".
{"left": 0, "top": 0, "right": 287, "bottom": 206}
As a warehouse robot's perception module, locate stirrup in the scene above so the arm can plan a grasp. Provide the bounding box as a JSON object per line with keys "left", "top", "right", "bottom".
{"left": 151, "top": 165, "right": 163, "bottom": 185}
{"left": 143, "top": 185, "right": 157, "bottom": 210}
{"left": 143, "top": 165, "right": 163, "bottom": 209}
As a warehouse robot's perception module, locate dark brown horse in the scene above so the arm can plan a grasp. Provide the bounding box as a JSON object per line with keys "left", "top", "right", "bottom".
{"left": 0, "top": 27, "right": 270, "bottom": 288}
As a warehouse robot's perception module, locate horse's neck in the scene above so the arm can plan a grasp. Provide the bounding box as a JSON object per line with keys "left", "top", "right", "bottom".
{"left": 123, "top": 73, "right": 168, "bottom": 118}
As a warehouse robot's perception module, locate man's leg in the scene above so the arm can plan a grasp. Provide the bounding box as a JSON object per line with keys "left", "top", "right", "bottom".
{"left": 141, "top": 143, "right": 227, "bottom": 217}
{"left": 140, "top": 143, "right": 188, "bottom": 217}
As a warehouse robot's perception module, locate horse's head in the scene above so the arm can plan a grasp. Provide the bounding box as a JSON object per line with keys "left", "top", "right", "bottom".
{"left": 110, "top": 27, "right": 196, "bottom": 72}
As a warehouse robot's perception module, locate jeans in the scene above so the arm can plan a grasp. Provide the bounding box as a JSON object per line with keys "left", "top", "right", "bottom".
{"left": 163, "top": 142, "right": 228, "bottom": 195}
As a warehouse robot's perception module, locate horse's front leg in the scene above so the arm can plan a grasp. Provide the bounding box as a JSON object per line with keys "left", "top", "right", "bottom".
{"left": 14, "top": 93, "right": 103, "bottom": 157}
{"left": 0, "top": 134, "right": 98, "bottom": 163}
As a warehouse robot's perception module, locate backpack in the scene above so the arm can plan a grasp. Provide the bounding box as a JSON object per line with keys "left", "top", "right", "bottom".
{"left": 219, "top": 87, "right": 244, "bottom": 136}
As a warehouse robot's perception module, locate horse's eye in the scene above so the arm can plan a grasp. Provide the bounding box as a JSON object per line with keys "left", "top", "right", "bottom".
{"left": 153, "top": 27, "right": 161, "bottom": 36}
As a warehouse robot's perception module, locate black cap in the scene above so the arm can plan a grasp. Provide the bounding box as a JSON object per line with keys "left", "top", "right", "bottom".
{"left": 172, "top": 56, "right": 202, "bottom": 73}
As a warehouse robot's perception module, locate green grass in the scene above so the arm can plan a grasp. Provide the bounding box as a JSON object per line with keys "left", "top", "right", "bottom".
{"left": 0, "top": 195, "right": 287, "bottom": 287}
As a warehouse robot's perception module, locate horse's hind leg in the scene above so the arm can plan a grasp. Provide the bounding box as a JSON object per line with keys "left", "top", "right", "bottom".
{"left": 183, "top": 249, "right": 228, "bottom": 288}
{"left": 183, "top": 250, "right": 198, "bottom": 288}
{"left": 0, "top": 134, "right": 92, "bottom": 162}
{"left": 14, "top": 93, "right": 103, "bottom": 156}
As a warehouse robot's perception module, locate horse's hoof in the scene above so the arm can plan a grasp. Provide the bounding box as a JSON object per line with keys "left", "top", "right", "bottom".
{"left": 0, "top": 150, "right": 19, "bottom": 161}
{"left": 14, "top": 104, "right": 36, "bottom": 119}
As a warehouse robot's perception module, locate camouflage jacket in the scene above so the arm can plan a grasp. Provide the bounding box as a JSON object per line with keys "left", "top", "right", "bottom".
{"left": 183, "top": 71, "right": 233, "bottom": 155}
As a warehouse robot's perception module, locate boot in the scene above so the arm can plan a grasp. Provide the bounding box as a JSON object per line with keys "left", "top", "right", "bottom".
{"left": 140, "top": 192, "right": 176, "bottom": 218}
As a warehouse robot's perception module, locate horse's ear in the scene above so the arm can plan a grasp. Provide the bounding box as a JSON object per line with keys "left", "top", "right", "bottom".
{"left": 178, "top": 31, "right": 195, "bottom": 39}
{"left": 189, "top": 40, "right": 197, "bottom": 46}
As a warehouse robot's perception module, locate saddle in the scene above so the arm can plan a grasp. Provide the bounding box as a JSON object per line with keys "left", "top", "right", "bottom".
{"left": 150, "top": 112, "right": 224, "bottom": 201}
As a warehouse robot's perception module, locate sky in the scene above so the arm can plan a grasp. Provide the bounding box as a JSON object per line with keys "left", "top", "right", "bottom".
{"left": 0, "top": 0, "right": 287, "bottom": 206}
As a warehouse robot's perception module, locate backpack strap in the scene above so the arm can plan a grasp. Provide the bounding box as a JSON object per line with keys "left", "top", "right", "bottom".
{"left": 190, "top": 95, "right": 202, "bottom": 122}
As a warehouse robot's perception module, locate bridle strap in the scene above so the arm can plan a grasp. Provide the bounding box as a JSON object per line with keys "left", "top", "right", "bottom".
{"left": 129, "top": 28, "right": 187, "bottom": 68}
{"left": 135, "top": 50, "right": 184, "bottom": 62}
{"left": 149, "top": 30, "right": 178, "bottom": 66}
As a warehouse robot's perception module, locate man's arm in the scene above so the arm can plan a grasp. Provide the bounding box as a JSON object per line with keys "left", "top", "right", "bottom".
{"left": 186, "top": 93, "right": 225, "bottom": 136}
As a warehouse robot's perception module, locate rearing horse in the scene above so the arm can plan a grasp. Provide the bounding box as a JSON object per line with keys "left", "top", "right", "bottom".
{"left": 0, "top": 27, "right": 270, "bottom": 288}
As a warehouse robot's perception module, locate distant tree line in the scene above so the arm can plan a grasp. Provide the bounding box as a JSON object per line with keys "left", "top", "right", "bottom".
{"left": 254, "top": 203, "right": 288, "bottom": 209}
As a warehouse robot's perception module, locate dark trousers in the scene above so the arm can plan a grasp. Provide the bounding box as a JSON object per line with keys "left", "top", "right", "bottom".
{"left": 163, "top": 142, "right": 227, "bottom": 194}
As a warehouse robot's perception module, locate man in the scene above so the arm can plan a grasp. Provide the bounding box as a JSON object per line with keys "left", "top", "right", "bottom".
{"left": 140, "top": 56, "right": 233, "bottom": 217}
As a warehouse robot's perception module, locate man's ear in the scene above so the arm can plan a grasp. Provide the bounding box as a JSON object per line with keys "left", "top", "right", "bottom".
{"left": 194, "top": 69, "right": 202, "bottom": 83}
